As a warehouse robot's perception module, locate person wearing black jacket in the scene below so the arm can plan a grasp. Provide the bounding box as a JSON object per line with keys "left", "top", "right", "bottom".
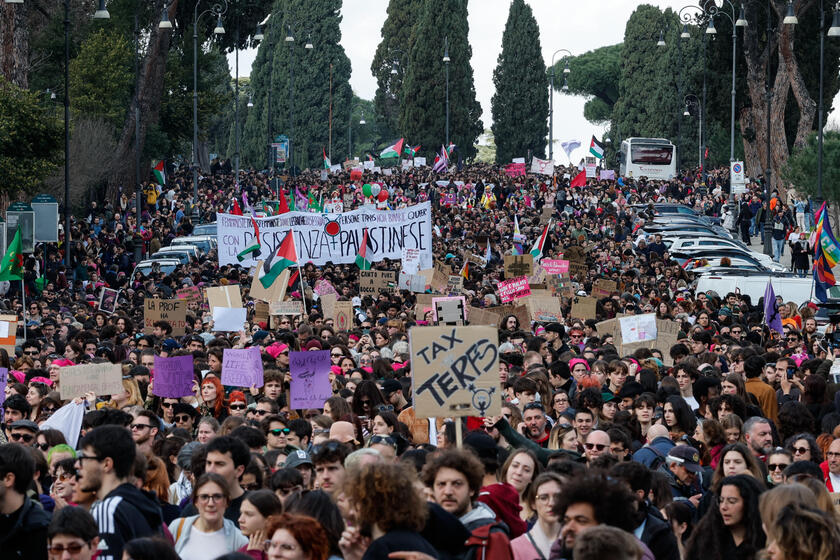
{"left": 735, "top": 194, "right": 753, "bottom": 245}
{"left": 0, "top": 443, "right": 51, "bottom": 560}
{"left": 611, "top": 461, "right": 680, "bottom": 560}
{"left": 76, "top": 425, "right": 163, "bottom": 560}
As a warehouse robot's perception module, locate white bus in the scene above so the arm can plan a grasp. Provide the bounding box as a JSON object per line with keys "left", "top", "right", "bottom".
{"left": 619, "top": 137, "right": 677, "bottom": 180}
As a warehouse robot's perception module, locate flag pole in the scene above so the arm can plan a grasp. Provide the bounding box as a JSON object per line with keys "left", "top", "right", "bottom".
{"left": 291, "top": 231, "right": 307, "bottom": 316}
{"left": 21, "top": 279, "right": 26, "bottom": 342}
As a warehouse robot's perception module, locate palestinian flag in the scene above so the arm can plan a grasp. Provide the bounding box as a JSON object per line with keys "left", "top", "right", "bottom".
{"left": 0, "top": 227, "right": 23, "bottom": 281}
{"left": 380, "top": 138, "right": 404, "bottom": 159}
{"left": 323, "top": 148, "right": 331, "bottom": 169}
{"left": 237, "top": 217, "right": 262, "bottom": 262}
{"left": 460, "top": 261, "right": 469, "bottom": 279}
{"left": 152, "top": 160, "right": 165, "bottom": 185}
{"left": 446, "top": 142, "right": 456, "bottom": 156}
{"left": 367, "top": 153, "right": 375, "bottom": 162}
{"left": 404, "top": 144, "right": 421, "bottom": 158}
{"left": 589, "top": 136, "right": 605, "bottom": 159}
{"left": 260, "top": 231, "right": 297, "bottom": 289}
{"left": 355, "top": 228, "right": 372, "bottom": 271}
{"left": 530, "top": 220, "right": 551, "bottom": 262}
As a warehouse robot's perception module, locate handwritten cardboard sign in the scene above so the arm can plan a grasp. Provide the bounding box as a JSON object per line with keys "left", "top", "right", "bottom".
{"left": 289, "top": 350, "right": 332, "bottom": 409}
{"left": 410, "top": 326, "right": 500, "bottom": 418}
{"left": 59, "top": 363, "right": 123, "bottom": 400}
{"left": 527, "top": 296, "right": 563, "bottom": 323}
{"left": 270, "top": 301, "right": 305, "bottom": 316}
{"left": 254, "top": 301, "right": 269, "bottom": 323}
{"left": 359, "top": 270, "right": 397, "bottom": 296}
{"left": 568, "top": 260, "right": 588, "bottom": 279}
{"left": 542, "top": 259, "right": 569, "bottom": 274}
{"left": 498, "top": 276, "right": 531, "bottom": 303}
{"left": 221, "top": 347, "right": 264, "bottom": 388}
{"left": 592, "top": 278, "right": 618, "bottom": 298}
{"left": 446, "top": 275, "right": 464, "bottom": 294}
{"left": 504, "top": 254, "right": 534, "bottom": 278}
{"left": 334, "top": 301, "right": 354, "bottom": 331}
{"left": 144, "top": 298, "right": 187, "bottom": 335}
{"left": 176, "top": 286, "right": 203, "bottom": 304}
{"left": 152, "top": 355, "right": 195, "bottom": 398}
{"left": 570, "top": 295, "right": 598, "bottom": 320}
{"left": 467, "top": 306, "right": 502, "bottom": 327}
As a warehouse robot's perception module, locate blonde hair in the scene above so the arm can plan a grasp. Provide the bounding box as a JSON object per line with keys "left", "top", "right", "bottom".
{"left": 107, "top": 377, "right": 143, "bottom": 409}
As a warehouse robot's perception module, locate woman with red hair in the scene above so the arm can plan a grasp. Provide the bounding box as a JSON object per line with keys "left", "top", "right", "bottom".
{"left": 196, "top": 376, "right": 229, "bottom": 421}
{"left": 265, "top": 513, "right": 329, "bottom": 560}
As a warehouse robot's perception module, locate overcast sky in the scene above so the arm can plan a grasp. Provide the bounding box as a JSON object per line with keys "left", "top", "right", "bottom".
{"left": 229, "top": 0, "right": 838, "bottom": 161}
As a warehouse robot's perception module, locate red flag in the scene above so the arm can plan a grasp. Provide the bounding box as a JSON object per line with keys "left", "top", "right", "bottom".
{"left": 570, "top": 170, "right": 586, "bottom": 188}
{"left": 231, "top": 199, "right": 243, "bottom": 215}
{"left": 277, "top": 190, "right": 290, "bottom": 214}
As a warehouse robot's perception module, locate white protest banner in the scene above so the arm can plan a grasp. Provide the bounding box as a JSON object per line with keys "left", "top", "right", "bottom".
{"left": 324, "top": 201, "right": 343, "bottom": 213}
{"left": 619, "top": 313, "right": 657, "bottom": 344}
{"left": 531, "top": 157, "right": 555, "bottom": 176}
{"left": 402, "top": 247, "right": 421, "bottom": 274}
{"left": 363, "top": 160, "right": 374, "bottom": 170}
{"left": 217, "top": 202, "right": 433, "bottom": 267}
{"left": 401, "top": 159, "right": 412, "bottom": 170}
{"left": 414, "top": 157, "right": 427, "bottom": 167}
{"left": 329, "top": 164, "right": 342, "bottom": 174}
{"left": 59, "top": 363, "right": 123, "bottom": 400}
{"left": 512, "top": 157, "right": 525, "bottom": 164}
{"left": 585, "top": 163, "right": 597, "bottom": 178}
{"left": 410, "top": 326, "right": 500, "bottom": 418}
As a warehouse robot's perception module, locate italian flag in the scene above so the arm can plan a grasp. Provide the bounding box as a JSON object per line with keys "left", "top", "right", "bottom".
{"left": 589, "top": 136, "right": 605, "bottom": 159}
{"left": 260, "top": 232, "right": 297, "bottom": 289}
{"left": 236, "top": 217, "right": 262, "bottom": 262}
{"left": 152, "top": 160, "right": 165, "bottom": 185}
{"left": 530, "top": 220, "right": 551, "bottom": 262}
{"left": 323, "top": 148, "right": 331, "bottom": 169}
{"left": 380, "top": 138, "right": 404, "bottom": 159}
{"left": 355, "top": 228, "right": 372, "bottom": 271}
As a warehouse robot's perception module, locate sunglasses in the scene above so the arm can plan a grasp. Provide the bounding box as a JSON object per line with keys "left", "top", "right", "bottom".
{"left": 35, "top": 442, "right": 50, "bottom": 451}
{"left": 10, "top": 433, "right": 34, "bottom": 443}
{"left": 174, "top": 415, "right": 192, "bottom": 422}
{"left": 254, "top": 409, "right": 271, "bottom": 416}
{"left": 584, "top": 442, "right": 607, "bottom": 451}
{"left": 331, "top": 353, "right": 343, "bottom": 358}
{"left": 23, "top": 350, "right": 38, "bottom": 356}
{"left": 312, "top": 440, "right": 345, "bottom": 456}
{"left": 768, "top": 463, "right": 790, "bottom": 471}
{"left": 130, "top": 423, "right": 151, "bottom": 431}
{"left": 792, "top": 446, "right": 809, "bottom": 455}
{"left": 160, "top": 402, "right": 176, "bottom": 408}
{"left": 369, "top": 435, "right": 397, "bottom": 448}
{"left": 269, "top": 428, "right": 290, "bottom": 436}
{"left": 230, "top": 404, "right": 247, "bottom": 411}
{"left": 54, "top": 471, "right": 75, "bottom": 482}
{"left": 48, "top": 543, "right": 90, "bottom": 555}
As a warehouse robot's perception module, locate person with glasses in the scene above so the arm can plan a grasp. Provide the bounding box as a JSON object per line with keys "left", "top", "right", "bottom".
{"left": 75, "top": 425, "right": 163, "bottom": 560}
{"left": 784, "top": 433, "right": 822, "bottom": 465}
{"left": 228, "top": 391, "right": 248, "bottom": 418}
{"left": 172, "top": 402, "right": 199, "bottom": 434}
{"left": 158, "top": 398, "right": 181, "bottom": 426}
{"left": 130, "top": 410, "right": 160, "bottom": 457}
{"left": 510, "top": 472, "right": 564, "bottom": 560}
{"left": 9, "top": 419, "right": 39, "bottom": 447}
{"left": 0, "top": 442, "right": 51, "bottom": 559}
{"left": 46, "top": 506, "right": 100, "bottom": 560}
{"left": 583, "top": 430, "right": 611, "bottom": 464}
{"left": 265, "top": 513, "right": 329, "bottom": 560}
{"left": 170, "top": 472, "right": 247, "bottom": 560}
{"left": 261, "top": 415, "right": 290, "bottom": 451}
{"left": 765, "top": 448, "right": 792, "bottom": 487}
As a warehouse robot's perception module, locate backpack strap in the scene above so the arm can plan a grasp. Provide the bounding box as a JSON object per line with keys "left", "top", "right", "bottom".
{"left": 176, "top": 518, "right": 186, "bottom": 542}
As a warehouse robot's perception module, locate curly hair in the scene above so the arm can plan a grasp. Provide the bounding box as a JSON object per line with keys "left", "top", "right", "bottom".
{"left": 784, "top": 432, "right": 823, "bottom": 464}
{"left": 265, "top": 513, "right": 329, "bottom": 560}
{"left": 777, "top": 402, "right": 815, "bottom": 443}
{"left": 770, "top": 504, "right": 840, "bottom": 560}
{"left": 343, "top": 462, "right": 427, "bottom": 533}
{"left": 420, "top": 448, "right": 484, "bottom": 498}
{"left": 552, "top": 472, "right": 638, "bottom": 532}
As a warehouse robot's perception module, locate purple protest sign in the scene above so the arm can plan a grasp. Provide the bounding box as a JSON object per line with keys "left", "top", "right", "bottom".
{"left": 221, "top": 347, "right": 264, "bottom": 388}
{"left": 289, "top": 350, "right": 332, "bottom": 410}
{"left": 152, "top": 355, "right": 195, "bottom": 398}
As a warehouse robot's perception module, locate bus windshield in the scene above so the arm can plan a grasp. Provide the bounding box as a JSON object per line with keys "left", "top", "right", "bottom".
{"left": 630, "top": 145, "right": 673, "bottom": 165}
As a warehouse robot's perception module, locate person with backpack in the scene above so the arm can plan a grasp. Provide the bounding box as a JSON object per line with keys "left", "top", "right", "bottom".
{"left": 631, "top": 424, "right": 674, "bottom": 471}
{"left": 420, "top": 448, "right": 513, "bottom": 559}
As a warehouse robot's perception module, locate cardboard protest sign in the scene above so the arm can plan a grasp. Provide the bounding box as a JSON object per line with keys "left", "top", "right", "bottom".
{"left": 359, "top": 270, "right": 397, "bottom": 296}
{"left": 270, "top": 301, "right": 304, "bottom": 316}
{"left": 542, "top": 259, "right": 569, "bottom": 274}
{"left": 222, "top": 347, "right": 264, "bottom": 388}
{"left": 98, "top": 288, "right": 118, "bottom": 314}
{"left": 657, "top": 319, "right": 681, "bottom": 365}
{"left": 446, "top": 275, "right": 464, "bottom": 294}
{"left": 250, "top": 263, "right": 289, "bottom": 303}
{"left": 570, "top": 296, "right": 598, "bottom": 320}
{"left": 0, "top": 315, "right": 17, "bottom": 354}
{"left": 254, "top": 301, "right": 269, "bottom": 323}
{"left": 319, "top": 293, "right": 337, "bottom": 320}
{"left": 152, "top": 355, "right": 195, "bottom": 398}
{"left": 398, "top": 271, "right": 427, "bottom": 293}
{"left": 592, "top": 278, "right": 618, "bottom": 298}
{"left": 206, "top": 285, "right": 243, "bottom": 309}
{"left": 144, "top": 299, "right": 187, "bottom": 335}
{"left": 334, "top": 301, "right": 354, "bottom": 331}
{"left": 432, "top": 296, "right": 467, "bottom": 324}
{"left": 429, "top": 268, "right": 449, "bottom": 293}
{"left": 568, "top": 261, "right": 588, "bottom": 278}
{"left": 467, "top": 306, "right": 502, "bottom": 327}
{"left": 289, "top": 350, "right": 332, "bottom": 409}
{"left": 59, "top": 363, "right": 123, "bottom": 400}
{"left": 504, "top": 255, "right": 534, "bottom": 278}
{"left": 498, "top": 276, "right": 531, "bottom": 303}
{"left": 527, "top": 296, "right": 563, "bottom": 323}
{"left": 176, "top": 286, "right": 203, "bottom": 304}
{"left": 620, "top": 313, "right": 657, "bottom": 344}
{"left": 410, "top": 326, "right": 500, "bottom": 418}
{"left": 492, "top": 304, "right": 530, "bottom": 331}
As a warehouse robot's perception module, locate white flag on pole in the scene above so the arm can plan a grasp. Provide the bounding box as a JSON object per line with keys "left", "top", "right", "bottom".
{"left": 560, "top": 139, "right": 581, "bottom": 160}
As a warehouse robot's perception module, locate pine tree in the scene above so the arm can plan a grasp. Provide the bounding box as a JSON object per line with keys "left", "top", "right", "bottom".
{"left": 400, "top": 0, "right": 482, "bottom": 161}
{"left": 241, "top": 0, "right": 352, "bottom": 170}
{"left": 490, "top": 0, "right": 548, "bottom": 164}
{"left": 371, "top": 0, "right": 423, "bottom": 140}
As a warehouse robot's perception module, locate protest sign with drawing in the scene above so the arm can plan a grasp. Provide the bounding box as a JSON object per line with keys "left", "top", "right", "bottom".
{"left": 289, "top": 350, "right": 333, "bottom": 409}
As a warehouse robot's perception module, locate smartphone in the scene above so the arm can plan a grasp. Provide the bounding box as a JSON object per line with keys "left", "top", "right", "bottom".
{"left": 787, "top": 367, "right": 797, "bottom": 380}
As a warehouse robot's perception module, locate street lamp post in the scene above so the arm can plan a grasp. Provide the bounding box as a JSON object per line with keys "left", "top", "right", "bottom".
{"left": 443, "top": 36, "right": 450, "bottom": 148}
{"left": 684, "top": 94, "right": 702, "bottom": 168}
{"left": 193, "top": 1, "right": 228, "bottom": 224}
{"left": 549, "top": 49, "right": 572, "bottom": 162}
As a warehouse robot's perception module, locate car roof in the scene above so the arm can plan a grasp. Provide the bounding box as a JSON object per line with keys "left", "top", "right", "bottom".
{"left": 138, "top": 258, "right": 180, "bottom": 266}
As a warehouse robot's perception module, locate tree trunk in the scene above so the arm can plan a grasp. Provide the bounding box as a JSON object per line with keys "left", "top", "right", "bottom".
{"left": 105, "top": 1, "right": 176, "bottom": 203}
{"left": 0, "top": 2, "right": 29, "bottom": 88}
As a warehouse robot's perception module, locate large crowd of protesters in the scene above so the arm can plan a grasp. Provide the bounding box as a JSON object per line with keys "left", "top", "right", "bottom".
{"left": 1, "top": 156, "right": 838, "bottom": 560}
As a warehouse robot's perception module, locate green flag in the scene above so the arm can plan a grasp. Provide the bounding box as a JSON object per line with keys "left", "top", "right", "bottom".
{"left": 0, "top": 227, "right": 24, "bottom": 282}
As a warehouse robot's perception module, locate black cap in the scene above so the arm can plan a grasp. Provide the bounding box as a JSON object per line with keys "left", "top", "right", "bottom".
{"left": 667, "top": 445, "right": 702, "bottom": 473}
{"left": 382, "top": 379, "right": 402, "bottom": 397}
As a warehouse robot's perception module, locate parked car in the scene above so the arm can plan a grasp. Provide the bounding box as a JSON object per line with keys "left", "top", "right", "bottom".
{"left": 171, "top": 235, "right": 216, "bottom": 255}
{"left": 130, "top": 259, "right": 180, "bottom": 284}
{"left": 695, "top": 270, "right": 814, "bottom": 306}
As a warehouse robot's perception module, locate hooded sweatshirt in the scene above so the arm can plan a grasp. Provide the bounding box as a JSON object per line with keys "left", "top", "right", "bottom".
{"left": 91, "top": 482, "right": 163, "bottom": 560}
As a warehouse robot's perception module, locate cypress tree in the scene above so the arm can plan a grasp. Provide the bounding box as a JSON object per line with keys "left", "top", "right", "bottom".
{"left": 241, "top": 0, "right": 352, "bottom": 170}
{"left": 371, "top": 0, "right": 423, "bottom": 140}
{"left": 490, "top": 0, "right": 548, "bottom": 164}
{"left": 400, "top": 0, "right": 482, "bottom": 160}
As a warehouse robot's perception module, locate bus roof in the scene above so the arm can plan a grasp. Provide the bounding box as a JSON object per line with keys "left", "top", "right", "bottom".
{"left": 622, "top": 137, "right": 672, "bottom": 145}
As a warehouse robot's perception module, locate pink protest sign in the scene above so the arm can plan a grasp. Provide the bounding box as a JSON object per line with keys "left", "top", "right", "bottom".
{"left": 542, "top": 259, "right": 570, "bottom": 274}
{"left": 152, "top": 355, "right": 195, "bottom": 398}
{"left": 498, "top": 276, "right": 531, "bottom": 303}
